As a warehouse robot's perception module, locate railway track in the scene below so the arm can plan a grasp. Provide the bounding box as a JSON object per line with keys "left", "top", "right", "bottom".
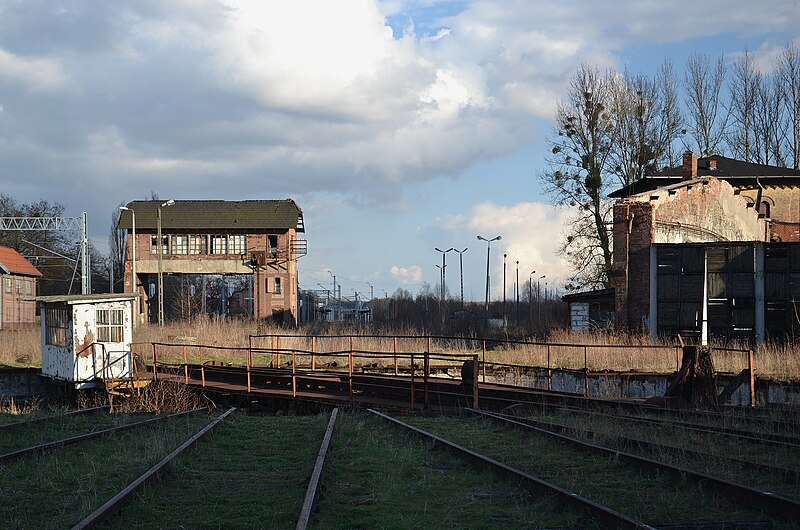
{"left": 0, "top": 409, "right": 204, "bottom": 463}
{"left": 399, "top": 411, "right": 798, "bottom": 527}
{"left": 0, "top": 406, "right": 108, "bottom": 432}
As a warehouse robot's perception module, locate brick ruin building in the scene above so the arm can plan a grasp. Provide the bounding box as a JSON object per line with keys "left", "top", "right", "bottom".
{"left": 117, "top": 199, "right": 306, "bottom": 325}
{"left": 611, "top": 152, "right": 800, "bottom": 342}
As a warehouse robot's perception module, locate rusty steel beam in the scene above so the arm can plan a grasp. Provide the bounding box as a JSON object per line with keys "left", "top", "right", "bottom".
{"left": 72, "top": 407, "right": 236, "bottom": 530}
{"left": 0, "top": 406, "right": 108, "bottom": 432}
{"left": 0, "top": 409, "right": 204, "bottom": 464}
{"left": 367, "top": 409, "right": 655, "bottom": 530}
{"left": 471, "top": 409, "right": 800, "bottom": 523}
{"left": 296, "top": 408, "right": 339, "bottom": 530}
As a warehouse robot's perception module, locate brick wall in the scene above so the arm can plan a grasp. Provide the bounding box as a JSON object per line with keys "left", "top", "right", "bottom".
{"left": 613, "top": 201, "right": 655, "bottom": 330}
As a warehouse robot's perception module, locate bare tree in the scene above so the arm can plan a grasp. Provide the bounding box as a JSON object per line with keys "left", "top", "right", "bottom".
{"left": 776, "top": 42, "right": 800, "bottom": 169}
{"left": 684, "top": 53, "right": 729, "bottom": 156}
{"left": 108, "top": 204, "right": 126, "bottom": 293}
{"left": 544, "top": 65, "right": 616, "bottom": 289}
{"left": 728, "top": 50, "right": 761, "bottom": 162}
{"left": 609, "top": 69, "right": 666, "bottom": 186}
{"left": 656, "top": 58, "right": 684, "bottom": 168}
{"left": 753, "top": 74, "right": 787, "bottom": 166}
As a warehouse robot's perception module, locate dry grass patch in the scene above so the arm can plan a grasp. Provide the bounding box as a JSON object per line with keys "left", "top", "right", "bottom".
{"left": 0, "top": 328, "right": 39, "bottom": 367}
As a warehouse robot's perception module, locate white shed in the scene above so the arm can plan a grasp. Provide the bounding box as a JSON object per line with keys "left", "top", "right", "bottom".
{"left": 37, "top": 294, "right": 138, "bottom": 389}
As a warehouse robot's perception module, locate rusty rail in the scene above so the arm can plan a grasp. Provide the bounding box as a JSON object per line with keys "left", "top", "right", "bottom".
{"left": 490, "top": 410, "right": 800, "bottom": 483}
{"left": 72, "top": 407, "right": 235, "bottom": 529}
{"left": 0, "top": 406, "right": 108, "bottom": 432}
{"left": 367, "top": 409, "right": 654, "bottom": 529}
{"left": 296, "top": 408, "right": 339, "bottom": 530}
{"left": 0, "top": 409, "right": 204, "bottom": 464}
{"left": 471, "top": 408, "right": 800, "bottom": 522}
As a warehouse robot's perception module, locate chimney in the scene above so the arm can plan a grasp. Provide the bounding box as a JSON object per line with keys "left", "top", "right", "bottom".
{"left": 682, "top": 151, "right": 698, "bottom": 180}
{"left": 709, "top": 159, "right": 717, "bottom": 171}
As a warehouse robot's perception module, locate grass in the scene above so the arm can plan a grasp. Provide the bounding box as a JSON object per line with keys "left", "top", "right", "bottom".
{"left": 107, "top": 412, "right": 328, "bottom": 529}
{"left": 403, "top": 415, "right": 778, "bottom": 527}
{"left": 313, "top": 412, "right": 588, "bottom": 529}
{"left": 0, "top": 412, "right": 212, "bottom": 529}
{"left": 4, "top": 316, "right": 800, "bottom": 380}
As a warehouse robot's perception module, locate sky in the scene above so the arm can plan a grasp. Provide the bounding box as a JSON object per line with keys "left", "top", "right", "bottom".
{"left": 1, "top": 0, "right": 799, "bottom": 302}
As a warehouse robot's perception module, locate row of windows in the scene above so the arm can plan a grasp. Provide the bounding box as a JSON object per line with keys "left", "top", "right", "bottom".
{"left": 4, "top": 278, "right": 33, "bottom": 295}
{"left": 151, "top": 234, "right": 248, "bottom": 255}
{"left": 45, "top": 308, "right": 125, "bottom": 347}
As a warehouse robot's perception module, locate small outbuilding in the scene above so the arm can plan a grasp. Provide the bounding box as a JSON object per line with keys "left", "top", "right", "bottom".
{"left": 561, "top": 288, "right": 616, "bottom": 332}
{"left": 37, "top": 293, "right": 138, "bottom": 388}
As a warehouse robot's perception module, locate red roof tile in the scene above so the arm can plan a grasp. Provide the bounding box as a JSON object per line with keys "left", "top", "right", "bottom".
{"left": 0, "top": 246, "right": 42, "bottom": 277}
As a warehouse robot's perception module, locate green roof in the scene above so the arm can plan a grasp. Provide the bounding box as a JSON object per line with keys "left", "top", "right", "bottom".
{"left": 117, "top": 199, "right": 304, "bottom": 232}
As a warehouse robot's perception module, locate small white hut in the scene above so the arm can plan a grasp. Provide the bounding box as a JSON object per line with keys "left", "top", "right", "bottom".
{"left": 37, "top": 293, "right": 138, "bottom": 388}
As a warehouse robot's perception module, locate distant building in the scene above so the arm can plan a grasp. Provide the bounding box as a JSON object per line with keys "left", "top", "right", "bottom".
{"left": 561, "top": 288, "right": 615, "bottom": 332}
{"left": 0, "top": 245, "right": 42, "bottom": 330}
{"left": 117, "top": 199, "right": 306, "bottom": 325}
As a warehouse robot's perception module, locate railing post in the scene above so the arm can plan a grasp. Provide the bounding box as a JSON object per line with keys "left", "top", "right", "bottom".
{"left": 247, "top": 343, "right": 252, "bottom": 393}
{"left": 584, "top": 345, "right": 589, "bottom": 398}
{"left": 748, "top": 348, "right": 756, "bottom": 407}
{"left": 676, "top": 346, "right": 680, "bottom": 373}
{"left": 271, "top": 336, "right": 275, "bottom": 367}
{"left": 547, "top": 344, "right": 551, "bottom": 391}
{"left": 393, "top": 337, "right": 398, "bottom": 376}
{"left": 348, "top": 347, "right": 353, "bottom": 402}
{"left": 277, "top": 336, "right": 282, "bottom": 366}
{"left": 200, "top": 346, "right": 205, "bottom": 387}
{"left": 151, "top": 343, "right": 157, "bottom": 382}
{"left": 423, "top": 351, "right": 429, "bottom": 411}
{"left": 312, "top": 336, "right": 316, "bottom": 371}
{"left": 292, "top": 349, "right": 297, "bottom": 398}
{"left": 472, "top": 354, "right": 479, "bottom": 409}
{"left": 482, "top": 339, "right": 486, "bottom": 382}
{"left": 183, "top": 344, "right": 189, "bottom": 385}
{"left": 410, "top": 353, "right": 415, "bottom": 410}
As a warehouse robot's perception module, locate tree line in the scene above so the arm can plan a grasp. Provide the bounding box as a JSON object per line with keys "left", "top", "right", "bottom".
{"left": 543, "top": 43, "right": 800, "bottom": 292}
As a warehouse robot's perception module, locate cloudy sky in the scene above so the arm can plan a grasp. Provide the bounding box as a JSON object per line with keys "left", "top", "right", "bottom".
{"left": 1, "top": 0, "right": 799, "bottom": 301}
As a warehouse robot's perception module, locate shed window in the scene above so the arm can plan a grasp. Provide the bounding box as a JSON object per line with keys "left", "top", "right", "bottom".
{"left": 97, "top": 309, "right": 124, "bottom": 343}
{"left": 45, "top": 307, "right": 69, "bottom": 347}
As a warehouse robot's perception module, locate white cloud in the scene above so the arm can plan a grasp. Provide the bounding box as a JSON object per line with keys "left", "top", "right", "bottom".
{"left": 0, "top": 48, "right": 66, "bottom": 90}
{"left": 442, "top": 201, "right": 571, "bottom": 294}
{"left": 390, "top": 264, "right": 423, "bottom": 285}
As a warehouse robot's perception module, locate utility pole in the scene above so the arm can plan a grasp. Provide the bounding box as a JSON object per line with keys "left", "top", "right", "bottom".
{"left": 515, "top": 260, "right": 520, "bottom": 325}
{"left": 453, "top": 248, "right": 468, "bottom": 307}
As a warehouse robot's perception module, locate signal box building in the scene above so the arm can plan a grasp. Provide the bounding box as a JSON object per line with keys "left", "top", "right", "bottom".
{"left": 0, "top": 245, "right": 41, "bottom": 330}
{"left": 117, "top": 199, "right": 306, "bottom": 325}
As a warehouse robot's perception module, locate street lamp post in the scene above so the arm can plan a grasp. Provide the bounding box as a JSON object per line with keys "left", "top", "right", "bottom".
{"left": 528, "top": 270, "right": 535, "bottom": 329}
{"left": 453, "top": 247, "right": 468, "bottom": 307}
{"left": 537, "top": 274, "right": 546, "bottom": 328}
{"left": 516, "top": 260, "right": 520, "bottom": 325}
{"left": 157, "top": 199, "right": 175, "bottom": 327}
{"left": 119, "top": 206, "right": 137, "bottom": 323}
{"left": 503, "top": 253, "right": 507, "bottom": 328}
{"left": 477, "top": 235, "right": 501, "bottom": 331}
{"left": 434, "top": 247, "right": 454, "bottom": 303}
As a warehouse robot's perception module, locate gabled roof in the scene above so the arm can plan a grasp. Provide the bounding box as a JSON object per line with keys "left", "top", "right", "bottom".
{"left": 610, "top": 155, "right": 800, "bottom": 198}
{"left": 117, "top": 199, "right": 305, "bottom": 232}
{"left": 0, "top": 246, "right": 42, "bottom": 277}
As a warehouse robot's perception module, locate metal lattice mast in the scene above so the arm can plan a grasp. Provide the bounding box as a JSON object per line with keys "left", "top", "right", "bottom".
{"left": 0, "top": 213, "right": 90, "bottom": 294}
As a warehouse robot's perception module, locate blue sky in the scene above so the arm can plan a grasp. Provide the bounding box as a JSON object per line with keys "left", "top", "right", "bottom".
{"left": 0, "top": 0, "right": 798, "bottom": 301}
